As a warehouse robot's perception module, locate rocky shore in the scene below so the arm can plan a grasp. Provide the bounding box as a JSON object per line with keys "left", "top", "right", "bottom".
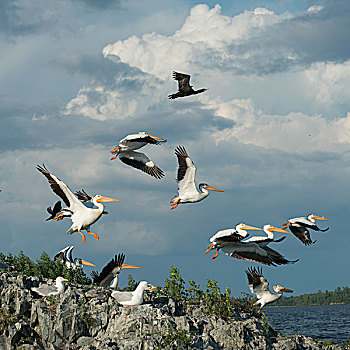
{"left": 0, "top": 273, "right": 342, "bottom": 349}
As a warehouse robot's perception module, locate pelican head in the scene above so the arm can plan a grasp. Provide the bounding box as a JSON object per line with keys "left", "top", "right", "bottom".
{"left": 273, "top": 285, "right": 295, "bottom": 293}
{"left": 308, "top": 214, "right": 329, "bottom": 222}
{"left": 235, "top": 223, "right": 263, "bottom": 235}
{"left": 140, "top": 131, "right": 166, "bottom": 141}
{"left": 56, "top": 276, "right": 68, "bottom": 285}
{"left": 147, "top": 283, "right": 157, "bottom": 291}
{"left": 263, "top": 225, "right": 290, "bottom": 234}
{"left": 93, "top": 194, "right": 121, "bottom": 203}
{"left": 138, "top": 281, "right": 157, "bottom": 291}
{"left": 199, "top": 183, "right": 224, "bottom": 193}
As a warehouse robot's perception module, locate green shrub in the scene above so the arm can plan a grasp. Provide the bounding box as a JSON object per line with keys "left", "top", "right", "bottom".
{"left": 0, "top": 250, "right": 91, "bottom": 285}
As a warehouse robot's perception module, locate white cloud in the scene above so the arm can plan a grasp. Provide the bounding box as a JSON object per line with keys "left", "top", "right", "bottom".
{"left": 102, "top": 4, "right": 288, "bottom": 79}
{"left": 304, "top": 60, "right": 350, "bottom": 106}
{"left": 203, "top": 97, "right": 350, "bottom": 153}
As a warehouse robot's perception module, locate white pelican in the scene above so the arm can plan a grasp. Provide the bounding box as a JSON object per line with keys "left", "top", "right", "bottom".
{"left": 91, "top": 253, "right": 142, "bottom": 289}
{"left": 31, "top": 276, "right": 68, "bottom": 297}
{"left": 168, "top": 71, "right": 208, "bottom": 99}
{"left": 170, "top": 146, "right": 223, "bottom": 209}
{"left": 243, "top": 225, "right": 298, "bottom": 266}
{"left": 282, "top": 214, "right": 329, "bottom": 246}
{"left": 246, "top": 267, "right": 295, "bottom": 314}
{"left": 54, "top": 246, "right": 95, "bottom": 270}
{"left": 111, "top": 281, "right": 156, "bottom": 307}
{"left": 204, "top": 224, "right": 263, "bottom": 260}
{"left": 110, "top": 132, "right": 166, "bottom": 179}
{"left": 204, "top": 224, "right": 298, "bottom": 266}
{"left": 37, "top": 164, "right": 120, "bottom": 243}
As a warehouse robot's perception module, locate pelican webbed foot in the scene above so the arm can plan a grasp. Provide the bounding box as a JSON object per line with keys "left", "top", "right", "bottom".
{"left": 53, "top": 213, "right": 64, "bottom": 221}
{"left": 212, "top": 249, "right": 219, "bottom": 260}
{"left": 203, "top": 243, "right": 214, "bottom": 255}
{"left": 78, "top": 230, "right": 87, "bottom": 243}
{"left": 87, "top": 231, "right": 99, "bottom": 240}
{"left": 170, "top": 198, "right": 180, "bottom": 210}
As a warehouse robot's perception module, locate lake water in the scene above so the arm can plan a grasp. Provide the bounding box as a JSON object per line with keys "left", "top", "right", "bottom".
{"left": 263, "top": 304, "right": 350, "bottom": 343}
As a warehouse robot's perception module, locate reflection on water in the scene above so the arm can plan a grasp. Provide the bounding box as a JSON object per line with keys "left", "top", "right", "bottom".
{"left": 264, "top": 304, "right": 350, "bottom": 343}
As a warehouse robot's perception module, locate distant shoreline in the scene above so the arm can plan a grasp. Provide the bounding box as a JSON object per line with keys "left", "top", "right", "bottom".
{"left": 266, "top": 302, "right": 349, "bottom": 308}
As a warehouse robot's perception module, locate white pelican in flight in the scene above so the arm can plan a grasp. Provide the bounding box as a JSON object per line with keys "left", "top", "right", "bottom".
{"left": 31, "top": 276, "right": 68, "bottom": 297}
{"left": 112, "top": 281, "right": 156, "bottom": 307}
{"left": 91, "top": 253, "right": 142, "bottom": 289}
{"left": 170, "top": 146, "right": 224, "bottom": 209}
{"left": 54, "top": 246, "right": 95, "bottom": 270}
{"left": 37, "top": 164, "right": 120, "bottom": 243}
{"left": 204, "top": 223, "right": 298, "bottom": 266}
{"left": 246, "top": 267, "right": 295, "bottom": 314}
{"left": 110, "top": 131, "right": 166, "bottom": 179}
{"left": 282, "top": 214, "right": 329, "bottom": 246}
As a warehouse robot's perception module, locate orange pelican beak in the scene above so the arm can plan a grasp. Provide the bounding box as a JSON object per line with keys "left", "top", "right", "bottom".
{"left": 147, "top": 284, "right": 157, "bottom": 291}
{"left": 203, "top": 185, "right": 224, "bottom": 192}
{"left": 269, "top": 226, "right": 290, "bottom": 234}
{"left": 146, "top": 133, "right": 166, "bottom": 140}
{"left": 81, "top": 260, "right": 96, "bottom": 267}
{"left": 312, "top": 215, "right": 329, "bottom": 221}
{"left": 120, "top": 264, "right": 143, "bottom": 270}
{"left": 280, "top": 287, "right": 295, "bottom": 293}
{"left": 241, "top": 225, "right": 264, "bottom": 231}
{"left": 63, "top": 279, "right": 69, "bottom": 282}
{"left": 203, "top": 243, "right": 214, "bottom": 255}
{"left": 97, "top": 196, "right": 121, "bottom": 203}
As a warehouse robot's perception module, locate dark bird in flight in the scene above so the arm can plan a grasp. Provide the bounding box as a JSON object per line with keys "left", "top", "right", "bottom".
{"left": 168, "top": 71, "right": 208, "bottom": 99}
{"left": 46, "top": 201, "right": 63, "bottom": 221}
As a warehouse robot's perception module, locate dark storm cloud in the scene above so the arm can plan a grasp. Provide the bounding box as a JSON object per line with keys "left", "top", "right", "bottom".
{"left": 51, "top": 53, "right": 149, "bottom": 86}
{"left": 0, "top": 0, "right": 44, "bottom": 37}
{"left": 76, "top": 0, "right": 119, "bottom": 10}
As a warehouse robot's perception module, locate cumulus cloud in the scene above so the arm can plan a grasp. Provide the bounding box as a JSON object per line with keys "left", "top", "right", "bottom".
{"left": 202, "top": 97, "right": 350, "bottom": 153}
{"left": 102, "top": 4, "right": 289, "bottom": 79}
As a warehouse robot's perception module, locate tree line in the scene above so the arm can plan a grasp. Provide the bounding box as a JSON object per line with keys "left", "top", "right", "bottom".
{"left": 271, "top": 286, "right": 350, "bottom": 306}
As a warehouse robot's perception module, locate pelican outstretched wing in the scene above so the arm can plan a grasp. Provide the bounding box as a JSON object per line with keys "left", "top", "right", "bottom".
{"left": 37, "top": 164, "right": 85, "bottom": 212}
{"left": 245, "top": 266, "right": 270, "bottom": 299}
{"left": 175, "top": 146, "right": 197, "bottom": 196}
{"left": 119, "top": 150, "right": 164, "bottom": 179}
{"left": 92, "top": 253, "right": 125, "bottom": 287}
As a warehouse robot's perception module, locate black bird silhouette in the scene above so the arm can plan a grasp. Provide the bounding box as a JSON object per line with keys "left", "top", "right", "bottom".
{"left": 46, "top": 201, "right": 62, "bottom": 221}
{"left": 168, "top": 71, "right": 208, "bottom": 99}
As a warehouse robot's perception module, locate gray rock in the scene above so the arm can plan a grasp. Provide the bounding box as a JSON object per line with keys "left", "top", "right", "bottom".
{"left": 0, "top": 273, "right": 342, "bottom": 350}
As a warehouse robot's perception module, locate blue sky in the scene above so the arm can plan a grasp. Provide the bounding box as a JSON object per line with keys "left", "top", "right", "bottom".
{"left": 1, "top": 0, "right": 350, "bottom": 296}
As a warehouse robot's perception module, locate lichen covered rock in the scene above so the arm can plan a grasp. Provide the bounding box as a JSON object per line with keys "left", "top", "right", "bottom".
{"left": 0, "top": 273, "right": 342, "bottom": 349}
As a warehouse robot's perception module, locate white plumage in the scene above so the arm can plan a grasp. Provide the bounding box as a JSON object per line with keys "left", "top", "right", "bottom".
{"left": 246, "top": 267, "right": 295, "bottom": 314}
{"left": 37, "top": 164, "right": 120, "bottom": 243}
{"left": 111, "top": 281, "right": 156, "bottom": 307}
{"left": 170, "top": 146, "right": 224, "bottom": 209}
{"left": 110, "top": 132, "right": 166, "bottom": 179}
{"left": 31, "top": 276, "right": 68, "bottom": 297}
